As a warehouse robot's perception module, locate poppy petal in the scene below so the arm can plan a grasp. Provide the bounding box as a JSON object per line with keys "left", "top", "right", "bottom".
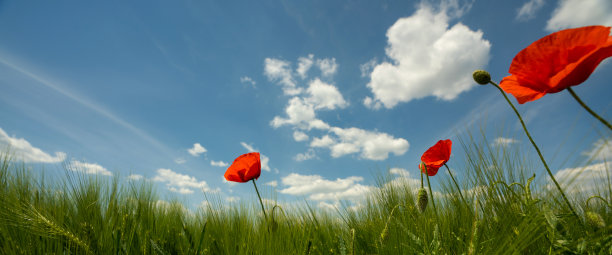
{"left": 420, "top": 139, "right": 452, "bottom": 176}
{"left": 500, "top": 75, "right": 546, "bottom": 104}
{"left": 224, "top": 152, "right": 261, "bottom": 183}
{"left": 502, "top": 26, "right": 612, "bottom": 103}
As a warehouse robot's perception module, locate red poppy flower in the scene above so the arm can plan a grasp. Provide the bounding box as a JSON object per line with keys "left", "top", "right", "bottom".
{"left": 419, "top": 139, "right": 452, "bottom": 176}
{"left": 224, "top": 152, "right": 261, "bottom": 183}
{"left": 500, "top": 26, "right": 612, "bottom": 104}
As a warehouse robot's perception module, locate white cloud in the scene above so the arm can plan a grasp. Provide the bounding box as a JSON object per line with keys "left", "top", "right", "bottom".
{"left": 279, "top": 173, "right": 373, "bottom": 201}
{"left": 310, "top": 135, "right": 336, "bottom": 148}
{"left": 294, "top": 149, "right": 316, "bottom": 161}
{"left": 265, "top": 180, "right": 278, "bottom": 187}
{"left": 188, "top": 143, "right": 207, "bottom": 157}
{"left": 546, "top": 0, "right": 612, "bottom": 31}
{"left": 210, "top": 160, "right": 229, "bottom": 167}
{"left": 293, "top": 131, "right": 309, "bottom": 142}
{"left": 516, "top": 0, "right": 545, "bottom": 21}
{"left": 153, "top": 168, "right": 212, "bottom": 194}
{"left": 266, "top": 55, "right": 408, "bottom": 161}
{"left": 240, "top": 142, "right": 271, "bottom": 171}
{"left": 240, "top": 76, "right": 256, "bottom": 86}
{"left": 360, "top": 58, "right": 378, "bottom": 78}
{"left": 264, "top": 58, "right": 302, "bottom": 95}
{"left": 297, "top": 54, "right": 314, "bottom": 79}
{"left": 493, "top": 137, "right": 519, "bottom": 147}
{"left": 270, "top": 97, "right": 317, "bottom": 129}
{"left": 174, "top": 158, "right": 186, "bottom": 164}
{"left": 389, "top": 167, "right": 410, "bottom": 176}
{"left": 582, "top": 138, "right": 612, "bottom": 162}
{"left": 127, "top": 174, "right": 144, "bottom": 181}
{"left": 311, "top": 128, "right": 409, "bottom": 161}
{"left": 69, "top": 160, "right": 112, "bottom": 176}
{"left": 364, "top": 4, "right": 490, "bottom": 108}
{"left": 316, "top": 58, "right": 338, "bottom": 77}
{"left": 551, "top": 162, "right": 612, "bottom": 193}
{"left": 305, "top": 78, "right": 348, "bottom": 110}
{"left": 226, "top": 196, "right": 240, "bottom": 202}
{"left": 0, "top": 127, "right": 66, "bottom": 163}
{"left": 319, "top": 127, "right": 410, "bottom": 160}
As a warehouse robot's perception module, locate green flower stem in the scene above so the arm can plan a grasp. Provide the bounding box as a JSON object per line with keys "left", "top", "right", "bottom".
{"left": 567, "top": 87, "right": 612, "bottom": 131}
{"left": 586, "top": 195, "right": 612, "bottom": 210}
{"left": 489, "top": 81, "right": 579, "bottom": 219}
{"left": 420, "top": 171, "right": 424, "bottom": 189}
{"left": 444, "top": 164, "right": 467, "bottom": 205}
{"left": 424, "top": 169, "right": 437, "bottom": 216}
{"left": 252, "top": 179, "right": 268, "bottom": 222}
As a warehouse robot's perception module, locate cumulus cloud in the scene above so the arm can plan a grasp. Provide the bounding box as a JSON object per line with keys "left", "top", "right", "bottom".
{"left": 293, "top": 131, "right": 309, "bottom": 142}
{"left": 0, "top": 127, "right": 66, "bottom": 163}
{"left": 312, "top": 127, "right": 409, "bottom": 160}
{"left": 264, "top": 58, "right": 301, "bottom": 95}
{"left": 316, "top": 58, "right": 338, "bottom": 77}
{"left": 493, "top": 137, "right": 519, "bottom": 147}
{"left": 389, "top": 167, "right": 410, "bottom": 176}
{"left": 279, "top": 173, "right": 373, "bottom": 201}
{"left": 240, "top": 142, "right": 271, "bottom": 171}
{"left": 188, "top": 143, "right": 207, "bottom": 157}
{"left": 69, "top": 160, "right": 112, "bottom": 176}
{"left": 364, "top": 4, "right": 491, "bottom": 108}
{"left": 546, "top": 0, "right": 612, "bottom": 31}
{"left": 265, "top": 180, "right": 278, "bottom": 187}
{"left": 582, "top": 138, "right": 612, "bottom": 162}
{"left": 297, "top": 54, "right": 314, "bottom": 79}
{"left": 551, "top": 162, "right": 612, "bottom": 193}
{"left": 240, "top": 76, "right": 256, "bottom": 86}
{"left": 266, "top": 55, "right": 408, "bottom": 160}
{"left": 305, "top": 78, "right": 348, "bottom": 110}
{"left": 211, "top": 160, "right": 229, "bottom": 167}
{"left": 153, "top": 168, "right": 212, "bottom": 194}
{"left": 516, "top": 0, "right": 545, "bottom": 21}
{"left": 127, "top": 174, "right": 144, "bottom": 181}
{"left": 294, "top": 149, "right": 316, "bottom": 161}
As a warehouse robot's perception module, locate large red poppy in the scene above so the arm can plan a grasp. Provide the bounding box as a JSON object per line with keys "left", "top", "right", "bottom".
{"left": 224, "top": 152, "right": 261, "bottom": 183}
{"left": 500, "top": 26, "right": 612, "bottom": 104}
{"left": 419, "top": 139, "right": 452, "bottom": 176}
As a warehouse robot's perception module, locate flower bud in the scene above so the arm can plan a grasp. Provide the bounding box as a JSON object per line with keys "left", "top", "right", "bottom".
{"left": 417, "top": 188, "right": 428, "bottom": 213}
{"left": 472, "top": 70, "right": 491, "bottom": 85}
{"left": 586, "top": 211, "right": 606, "bottom": 229}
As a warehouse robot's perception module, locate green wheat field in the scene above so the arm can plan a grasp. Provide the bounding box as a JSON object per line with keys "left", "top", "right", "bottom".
{"left": 0, "top": 133, "right": 610, "bottom": 255}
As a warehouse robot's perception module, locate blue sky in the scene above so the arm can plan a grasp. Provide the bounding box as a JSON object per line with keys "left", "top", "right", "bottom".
{"left": 1, "top": 0, "right": 611, "bottom": 210}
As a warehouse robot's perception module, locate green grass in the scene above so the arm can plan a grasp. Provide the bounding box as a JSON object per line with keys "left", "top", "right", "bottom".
{"left": 0, "top": 134, "right": 610, "bottom": 254}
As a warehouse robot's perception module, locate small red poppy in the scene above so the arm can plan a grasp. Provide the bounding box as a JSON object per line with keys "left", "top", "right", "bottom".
{"left": 224, "top": 152, "right": 261, "bottom": 183}
{"left": 500, "top": 26, "right": 612, "bottom": 104}
{"left": 419, "top": 139, "right": 452, "bottom": 176}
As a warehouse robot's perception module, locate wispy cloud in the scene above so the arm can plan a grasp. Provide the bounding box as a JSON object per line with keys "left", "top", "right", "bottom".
{"left": 240, "top": 76, "right": 256, "bottom": 87}
{"left": 0, "top": 55, "right": 172, "bottom": 156}
{"left": 516, "top": 0, "right": 545, "bottom": 21}
{"left": 127, "top": 174, "right": 144, "bottom": 180}
{"left": 582, "top": 138, "right": 611, "bottom": 162}
{"left": 0, "top": 127, "right": 66, "bottom": 163}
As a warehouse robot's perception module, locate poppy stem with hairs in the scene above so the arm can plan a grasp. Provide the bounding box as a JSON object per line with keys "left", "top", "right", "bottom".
{"left": 567, "top": 87, "right": 612, "bottom": 131}
{"left": 489, "top": 80, "right": 579, "bottom": 220}
{"left": 423, "top": 164, "right": 437, "bottom": 215}
{"left": 420, "top": 171, "right": 424, "bottom": 189}
{"left": 252, "top": 179, "right": 268, "bottom": 222}
{"left": 444, "top": 164, "right": 467, "bottom": 206}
